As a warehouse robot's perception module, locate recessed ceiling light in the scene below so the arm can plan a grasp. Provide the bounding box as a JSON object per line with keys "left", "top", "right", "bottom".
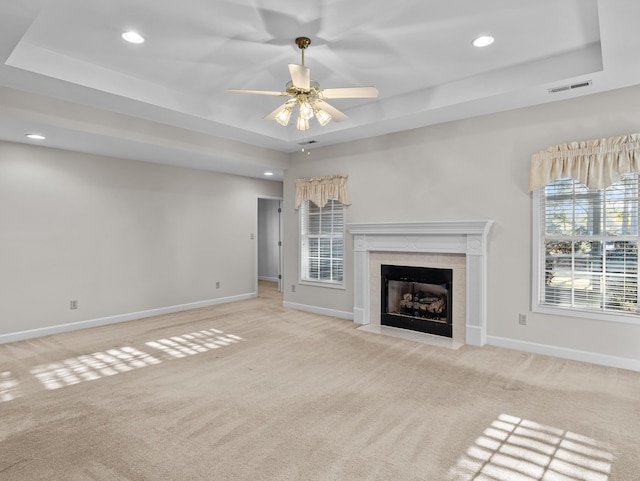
{"left": 122, "top": 31, "right": 145, "bottom": 44}
{"left": 25, "top": 133, "right": 46, "bottom": 140}
{"left": 472, "top": 35, "right": 495, "bottom": 48}
{"left": 264, "top": 172, "right": 274, "bottom": 176}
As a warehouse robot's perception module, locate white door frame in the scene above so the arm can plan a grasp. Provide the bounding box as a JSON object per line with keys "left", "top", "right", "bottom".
{"left": 256, "top": 195, "right": 284, "bottom": 293}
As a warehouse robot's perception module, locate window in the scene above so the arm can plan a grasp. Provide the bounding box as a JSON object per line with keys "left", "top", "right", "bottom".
{"left": 300, "top": 199, "right": 345, "bottom": 287}
{"left": 533, "top": 173, "right": 639, "bottom": 320}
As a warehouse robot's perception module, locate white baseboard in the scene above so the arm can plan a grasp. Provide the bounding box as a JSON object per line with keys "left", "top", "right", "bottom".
{"left": 0, "top": 292, "right": 257, "bottom": 345}
{"left": 352, "top": 307, "right": 366, "bottom": 324}
{"left": 283, "top": 301, "right": 353, "bottom": 321}
{"left": 487, "top": 335, "right": 640, "bottom": 372}
{"left": 465, "top": 325, "right": 484, "bottom": 347}
{"left": 258, "top": 276, "right": 279, "bottom": 282}
{"left": 8, "top": 296, "right": 636, "bottom": 372}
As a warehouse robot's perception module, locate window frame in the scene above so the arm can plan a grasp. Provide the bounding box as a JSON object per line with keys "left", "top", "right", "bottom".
{"left": 532, "top": 175, "right": 640, "bottom": 325}
{"left": 298, "top": 199, "right": 346, "bottom": 289}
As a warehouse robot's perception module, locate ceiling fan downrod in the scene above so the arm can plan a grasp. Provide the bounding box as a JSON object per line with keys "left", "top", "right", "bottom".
{"left": 295, "top": 36, "right": 311, "bottom": 66}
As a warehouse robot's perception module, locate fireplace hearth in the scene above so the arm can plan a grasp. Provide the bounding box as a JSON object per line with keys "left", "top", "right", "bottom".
{"left": 381, "top": 264, "right": 453, "bottom": 337}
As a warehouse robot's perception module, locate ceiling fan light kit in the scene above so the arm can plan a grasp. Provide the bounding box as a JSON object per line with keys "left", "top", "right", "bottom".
{"left": 228, "top": 37, "right": 378, "bottom": 132}
{"left": 296, "top": 115, "right": 310, "bottom": 131}
{"left": 314, "top": 106, "right": 331, "bottom": 126}
{"left": 274, "top": 102, "right": 293, "bottom": 126}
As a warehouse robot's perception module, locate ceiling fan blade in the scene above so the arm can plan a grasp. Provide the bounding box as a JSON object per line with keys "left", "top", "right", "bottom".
{"left": 321, "top": 87, "right": 379, "bottom": 99}
{"left": 314, "top": 100, "right": 348, "bottom": 122}
{"left": 227, "top": 89, "right": 285, "bottom": 96}
{"left": 288, "top": 64, "right": 310, "bottom": 90}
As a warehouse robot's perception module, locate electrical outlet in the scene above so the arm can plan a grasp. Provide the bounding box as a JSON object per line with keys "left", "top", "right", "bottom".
{"left": 216, "top": 281, "right": 220, "bottom": 289}
{"left": 518, "top": 313, "right": 527, "bottom": 325}
{"left": 250, "top": 233, "right": 255, "bottom": 240}
{"left": 70, "top": 300, "right": 78, "bottom": 310}
{"left": 291, "top": 284, "right": 296, "bottom": 293}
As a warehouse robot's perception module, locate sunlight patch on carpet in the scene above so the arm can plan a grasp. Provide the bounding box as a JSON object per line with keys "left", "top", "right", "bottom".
{"left": 0, "top": 371, "right": 22, "bottom": 402}
{"left": 30, "top": 347, "right": 162, "bottom": 390}
{"left": 11, "top": 328, "right": 245, "bottom": 396}
{"left": 145, "top": 328, "right": 244, "bottom": 359}
{"left": 446, "top": 413, "right": 614, "bottom": 481}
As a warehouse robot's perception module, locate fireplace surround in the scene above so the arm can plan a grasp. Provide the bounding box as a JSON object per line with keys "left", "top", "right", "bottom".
{"left": 346, "top": 221, "right": 494, "bottom": 346}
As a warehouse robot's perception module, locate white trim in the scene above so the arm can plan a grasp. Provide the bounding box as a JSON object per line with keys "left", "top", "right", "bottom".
{"left": 531, "top": 187, "right": 544, "bottom": 312}
{"left": 347, "top": 220, "right": 494, "bottom": 236}
{"left": 0, "top": 293, "right": 256, "bottom": 344}
{"left": 298, "top": 279, "right": 346, "bottom": 290}
{"left": 283, "top": 301, "right": 353, "bottom": 320}
{"left": 465, "top": 325, "right": 484, "bottom": 346}
{"left": 346, "top": 220, "right": 494, "bottom": 346}
{"left": 299, "top": 200, "right": 346, "bottom": 289}
{"left": 353, "top": 307, "right": 366, "bottom": 325}
{"left": 258, "top": 276, "right": 279, "bottom": 282}
{"left": 256, "top": 195, "right": 284, "bottom": 294}
{"left": 487, "top": 335, "right": 640, "bottom": 372}
{"left": 533, "top": 304, "right": 640, "bottom": 325}
{"left": 532, "top": 182, "right": 640, "bottom": 324}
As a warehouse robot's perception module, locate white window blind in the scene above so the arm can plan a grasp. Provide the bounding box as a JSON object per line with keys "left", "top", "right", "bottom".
{"left": 300, "top": 199, "right": 344, "bottom": 286}
{"left": 535, "top": 173, "right": 639, "bottom": 317}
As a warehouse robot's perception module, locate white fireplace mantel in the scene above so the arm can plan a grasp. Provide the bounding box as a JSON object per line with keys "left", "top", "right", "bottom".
{"left": 346, "top": 220, "right": 494, "bottom": 346}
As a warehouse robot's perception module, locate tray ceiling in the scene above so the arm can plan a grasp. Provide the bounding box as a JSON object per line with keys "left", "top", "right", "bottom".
{"left": 1, "top": 0, "right": 639, "bottom": 180}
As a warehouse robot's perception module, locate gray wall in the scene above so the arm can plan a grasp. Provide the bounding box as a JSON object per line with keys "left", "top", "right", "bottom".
{"left": 0, "top": 141, "right": 282, "bottom": 339}
{"left": 282, "top": 84, "right": 640, "bottom": 367}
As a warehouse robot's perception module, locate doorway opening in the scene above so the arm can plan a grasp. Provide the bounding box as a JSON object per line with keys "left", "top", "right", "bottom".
{"left": 257, "top": 197, "right": 283, "bottom": 293}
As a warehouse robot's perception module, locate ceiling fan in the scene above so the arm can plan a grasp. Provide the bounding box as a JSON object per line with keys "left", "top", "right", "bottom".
{"left": 228, "top": 37, "right": 378, "bottom": 131}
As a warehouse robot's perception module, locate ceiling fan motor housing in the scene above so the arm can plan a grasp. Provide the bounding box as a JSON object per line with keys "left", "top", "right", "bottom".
{"left": 295, "top": 37, "right": 311, "bottom": 50}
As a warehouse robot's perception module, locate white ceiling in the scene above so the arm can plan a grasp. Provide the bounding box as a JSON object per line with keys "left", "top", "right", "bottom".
{"left": 1, "top": 0, "right": 639, "bottom": 181}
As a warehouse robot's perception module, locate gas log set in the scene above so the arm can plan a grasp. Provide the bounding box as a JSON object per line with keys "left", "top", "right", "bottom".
{"left": 398, "top": 290, "right": 447, "bottom": 321}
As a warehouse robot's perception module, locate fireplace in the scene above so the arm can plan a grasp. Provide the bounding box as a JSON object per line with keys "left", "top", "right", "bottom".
{"left": 346, "top": 221, "right": 494, "bottom": 346}
{"left": 381, "top": 265, "right": 453, "bottom": 337}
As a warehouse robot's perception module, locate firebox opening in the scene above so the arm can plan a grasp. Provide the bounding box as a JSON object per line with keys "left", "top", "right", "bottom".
{"left": 381, "top": 265, "right": 453, "bottom": 338}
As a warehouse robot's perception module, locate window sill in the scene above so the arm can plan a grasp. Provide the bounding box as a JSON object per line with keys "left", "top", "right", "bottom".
{"left": 299, "top": 279, "right": 346, "bottom": 290}
{"left": 533, "top": 303, "right": 640, "bottom": 325}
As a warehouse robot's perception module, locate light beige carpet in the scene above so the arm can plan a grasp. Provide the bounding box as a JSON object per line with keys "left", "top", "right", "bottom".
{"left": 1, "top": 282, "right": 639, "bottom": 480}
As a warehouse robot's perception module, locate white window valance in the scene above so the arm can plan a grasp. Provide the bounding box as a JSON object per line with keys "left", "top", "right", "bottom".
{"left": 295, "top": 175, "right": 352, "bottom": 209}
{"left": 528, "top": 133, "right": 640, "bottom": 192}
